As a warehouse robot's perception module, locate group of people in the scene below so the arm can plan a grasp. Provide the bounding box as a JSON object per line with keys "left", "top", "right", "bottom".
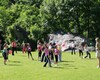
{"left": 78, "top": 43, "right": 91, "bottom": 59}
{"left": 2, "top": 40, "right": 18, "bottom": 65}
{"left": 2, "top": 40, "right": 34, "bottom": 65}
{"left": 64, "top": 41, "right": 91, "bottom": 59}
{"left": 2, "top": 39, "right": 62, "bottom": 66}
{"left": 1, "top": 37, "right": 100, "bottom": 68}
{"left": 71, "top": 37, "right": 100, "bottom": 68}
{"left": 37, "top": 40, "right": 62, "bottom": 67}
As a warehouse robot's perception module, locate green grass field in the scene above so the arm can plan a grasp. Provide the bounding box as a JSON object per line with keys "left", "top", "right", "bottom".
{"left": 0, "top": 51, "right": 100, "bottom": 80}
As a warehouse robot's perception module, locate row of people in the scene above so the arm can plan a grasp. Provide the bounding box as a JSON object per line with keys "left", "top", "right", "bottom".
{"left": 69, "top": 41, "right": 91, "bottom": 59}
{"left": 2, "top": 37, "right": 100, "bottom": 69}
{"left": 2, "top": 42, "right": 34, "bottom": 65}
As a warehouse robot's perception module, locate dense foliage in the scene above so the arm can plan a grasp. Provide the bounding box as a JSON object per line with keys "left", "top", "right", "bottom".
{"left": 0, "top": 0, "right": 100, "bottom": 44}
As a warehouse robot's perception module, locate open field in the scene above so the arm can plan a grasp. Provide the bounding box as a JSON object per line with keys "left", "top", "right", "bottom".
{"left": 0, "top": 51, "right": 100, "bottom": 80}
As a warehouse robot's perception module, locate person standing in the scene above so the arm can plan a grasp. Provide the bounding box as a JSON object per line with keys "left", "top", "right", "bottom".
{"left": 27, "top": 43, "right": 34, "bottom": 60}
{"left": 2, "top": 43, "right": 8, "bottom": 65}
{"left": 54, "top": 46, "right": 59, "bottom": 66}
{"left": 21, "top": 41, "right": 27, "bottom": 54}
{"left": 11, "top": 40, "right": 17, "bottom": 56}
{"left": 37, "top": 43, "right": 42, "bottom": 61}
{"left": 95, "top": 37, "right": 100, "bottom": 68}
{"left": 71, "top": 42, "right": 76, "bottom": 55}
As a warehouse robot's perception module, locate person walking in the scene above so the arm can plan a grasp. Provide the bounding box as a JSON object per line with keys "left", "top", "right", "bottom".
{"left": 49, "top": 43, "right": 54, "bottom": 62}
{"left": 78, "top": 43, "right": 84, "bottom": 58}
{"left": 84, "top": 44, "right": 91, "bottom": 58}
{"left": 43, "top": 45, "right": 52, "bottom": 67}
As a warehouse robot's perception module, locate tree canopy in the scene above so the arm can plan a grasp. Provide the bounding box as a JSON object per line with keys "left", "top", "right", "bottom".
{"left": 0, "top": 0, "right": 100, "bottom": 44}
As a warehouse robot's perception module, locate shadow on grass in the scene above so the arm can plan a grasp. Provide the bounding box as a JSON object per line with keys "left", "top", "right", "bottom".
{"left": 58, "top": 61, "right": 78, "bottom": 69}
{"left": 9, "top": 61, "right": 21, "bottom": 63}
{"left": 52, "top": 66, "right": 64, "bottom": 69}
{"left": 61, "top": 60, "right": 75, "bottom": 63}
{"left": 52, "top": 66, "right": 78, "bottom": 69}
{"left": 83, "top": 58, "right": 96, "bottom": 60}
{"left": 52, "top": 63, "right": 78, "bottom": 69}
{"left": 8, "top": 64, "right": 22, "bottom": 66}
{"left": 18, "top": 55, "right": 27, "bottom": 57}
{"left": 51, "top": 60, "right": 77, "bottom": 69}
{"left": 7, "top": 60, "right": 22, "bottom": 66}
{"left": 62, "top": 63, "right": 71, "bottom": 65}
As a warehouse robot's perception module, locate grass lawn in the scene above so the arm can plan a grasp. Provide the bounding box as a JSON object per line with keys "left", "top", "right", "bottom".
{"left": 0, "top": 51, "right": 100, "bottom": 80}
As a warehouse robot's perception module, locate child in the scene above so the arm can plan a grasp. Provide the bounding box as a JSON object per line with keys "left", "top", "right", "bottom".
{"left": 71, "top": 42, "right": 76, "bottom": 55}
{"left": 43, "top": 45, "right": 52, "bottom": 67}
{"left": 37, "top": 43, "right": 42, "bottom": 61}
{"left": 95, "top": 37, "right": 100, "bottom": 68}
{"left": 84, "top": 44, "right": 91, "bottom": 58}
{"left": 27, "top": 43, "right": 34, "bottom": 60}
{"left": 11, "top": 40, "right": 17, "bottom": 55}
{"left": 2, "top": 43, "right": 8, "bottom": 65}
{"left": 49, "top": 43, "right": 54, "bottom": 62}
{"left": 41, "top": 44, "right": 46, "bottom": 62}
{"left": 54, "top": 46, "right": 59, "bottom": 65}
{"left": 78, "top": 43, "right": 84, "bottom": 58}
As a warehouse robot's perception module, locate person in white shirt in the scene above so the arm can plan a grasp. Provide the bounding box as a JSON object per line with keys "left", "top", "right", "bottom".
{"left": 95, "top": 37, "right": 100, "bottom": 68}
{"left": 71, "top": 42, "right": 76, "bottom": 55}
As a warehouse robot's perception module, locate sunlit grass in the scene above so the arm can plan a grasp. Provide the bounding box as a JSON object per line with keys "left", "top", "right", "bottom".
{"left": 0, "top": 51, "right": 100, "bottom": 80}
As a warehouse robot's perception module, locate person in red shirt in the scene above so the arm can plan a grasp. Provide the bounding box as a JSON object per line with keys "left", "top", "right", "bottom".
{"left": 11, "top": 40, "right": 17, "bottom": 56}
